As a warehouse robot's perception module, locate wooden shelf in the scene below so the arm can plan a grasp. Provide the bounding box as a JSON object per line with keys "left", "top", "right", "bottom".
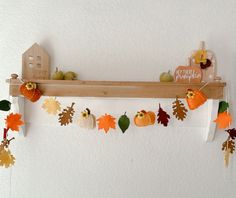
{"left": 7, "top": 78, "right": 226, "bottom": 99}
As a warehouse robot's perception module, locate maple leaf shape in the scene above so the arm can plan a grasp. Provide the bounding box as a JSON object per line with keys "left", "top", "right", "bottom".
{"left": 172, "top": 97, "right": 188, "bottom": 121}
{"left": 58, "top": 103, "right": 75, "bottom": 126}
{"left": 0, "top": 149, "right": 15, "bottom": 168}
{"left": 5, "top": 113, "right": 24, "bottom": 131}
{"left": 214, "top": 112, "right": 232, "bottom": 129}
{"left": 42, "top": 97, "right": 61, "bottom": 115}
{"left": 222, "top": 140, "right": 235, "bottom": 154}
{"left": 97, "top": 114, "right": 116, "bottom": 133}
{"left": 157, "top": 104, "right": 170, "bottom": 127}
{"left": 225, "top": 128, "right": 236, "bottom": 140}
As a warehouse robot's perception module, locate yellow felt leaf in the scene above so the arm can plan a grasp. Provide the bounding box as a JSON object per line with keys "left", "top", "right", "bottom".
{"left": 42, "top": 97, "right": 61, "bottom": 115}
{"left": 0, "top": 149, "right": 15, "bottom": 168}
{"left": 214, "top": 112, "right": 232, "bottom": 129}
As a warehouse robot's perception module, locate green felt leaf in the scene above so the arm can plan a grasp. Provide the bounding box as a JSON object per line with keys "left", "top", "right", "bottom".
{"left": 118, "top": 113, "right": 130, "bottom": 133}
{"left": 0, "top": 100, "right": 11, "bottom": 111}
{"left": 218, "top": 101, "right": 229, "bottom": 113}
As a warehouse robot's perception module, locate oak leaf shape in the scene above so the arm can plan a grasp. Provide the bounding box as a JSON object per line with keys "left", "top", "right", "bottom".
{"left": 0, "top": 149, "right": 15, "bottom": 168}
{"left": 97, "top": 114, "right": 116, "bottom": 133}
{"left": 42, "top": 97, "right": 61, "bottom": 115}
{"left": 58, "top": 103, "right": 75, "bottom": 126}
{"left": 5, "top": 113, "right": 24, "bottom": 131}
{"left": 222, "top": 140, "right": 235, "bottom": 154}
{"left": 157, "top": 104, "right": 170, "bottom": 127}
{"left": 214, "top": 112, "right": 232, "bottom": 129}
{"left": 225, "top": 128, "right": 236, "bottom": 140}
{"left": 172, "top": 97, "right": 188, "bottom": 121}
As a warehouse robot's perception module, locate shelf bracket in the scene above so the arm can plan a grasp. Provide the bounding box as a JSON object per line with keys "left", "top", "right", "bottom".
{"left": 205, "top": 99, "right": 219, "bottom": 142}
{"left": 9, "top": 96, "right": 25, "bottom": 136}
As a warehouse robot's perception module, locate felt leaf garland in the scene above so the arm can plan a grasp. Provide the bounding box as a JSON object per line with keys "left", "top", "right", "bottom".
{"left": 172, "top": 97, "right": 188, "bottom": 121}
{"left": 218, "top": 101, "right": 229, "bottom": 113}
{"left": 225, "top": 128, "right": 236, "bottom": 140}
{"left": 0, "top": 100, "right": 11, "bottom": 111}
{"left": 42, "top": 97, "right": 61, "bottom": 115}
{"left": 97, "top": 114, "right": 116, "bottom": 133}
{"left": 58, "top": 103, "right": 75, "bottom": 126}
{"left": 214, "top": 112, "right": 232, "bottom": 129}
{"left": 0, "top": 149, "right": 15, "bottom": 168}
{"left": 5, "top": 113, "right": 24, "bottom": 131}
{"left": 118, "top": 112, "right": 130, "bottom": 133}
{"left": 157, "top": 104, "right": 170, "bottom": 127}
{"left": 222, "top": 139, "right": 235, "bottom": 167}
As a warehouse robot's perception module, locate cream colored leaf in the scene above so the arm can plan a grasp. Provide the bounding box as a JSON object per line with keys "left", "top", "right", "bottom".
{"left": 42, "top": 97, "right": 61, "bottom": 115}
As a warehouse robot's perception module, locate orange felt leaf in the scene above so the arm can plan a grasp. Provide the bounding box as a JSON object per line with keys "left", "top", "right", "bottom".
{"left": 214, "top": 112, "right": 232, "bottom": 129}
{"left": 5, "top": 113, "right": 24, "bottom": 131}
{"left": 97, "top": 114, "right": 116, "bottom": 133}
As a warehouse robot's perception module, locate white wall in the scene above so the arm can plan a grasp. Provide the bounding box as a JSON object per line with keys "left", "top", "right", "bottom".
{"left": 0, "top": 0, "right": 236, "bottom": 197}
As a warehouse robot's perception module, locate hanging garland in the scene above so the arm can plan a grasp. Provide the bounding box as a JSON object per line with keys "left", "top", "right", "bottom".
{"left": 0, "top": 102, "right": 24, "bottom": 168}
{"left": 3, "top": 78, "right": 233, "bottom": 168}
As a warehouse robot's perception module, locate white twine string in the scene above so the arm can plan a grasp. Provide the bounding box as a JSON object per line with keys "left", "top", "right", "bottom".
{"left": 199, "top": 81, "right": 210, "bottom": 91}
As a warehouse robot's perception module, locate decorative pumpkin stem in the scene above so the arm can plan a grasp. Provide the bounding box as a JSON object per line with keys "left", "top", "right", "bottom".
{"left": 86, "top": 108, "right": 91, "bottom": 115}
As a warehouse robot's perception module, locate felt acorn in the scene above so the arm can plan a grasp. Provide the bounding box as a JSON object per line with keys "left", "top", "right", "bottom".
{"left": 134, "top": 110, "right": 155, "bottom": 127}
{"left": 186, "top": 89, "right": 207, "bottom": 110}
{"left": 77, "top": 108, "right": 96, "bottom": 129}
{"left": 20, "top": 82, "right": 41, "bottom": 102}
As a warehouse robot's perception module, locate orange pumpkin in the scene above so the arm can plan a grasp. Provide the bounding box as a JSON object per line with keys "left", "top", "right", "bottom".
{"left": 134, "top": 110, "right": 156, "bottom": 127}
{"left": 186, "top": 89, "right": 207, "bottom": 110}
{"left": 174, "top": 66, "right": 202, "bottom": 83}
{"left": 20, "top": 82, "right": 42, "bottom": 102}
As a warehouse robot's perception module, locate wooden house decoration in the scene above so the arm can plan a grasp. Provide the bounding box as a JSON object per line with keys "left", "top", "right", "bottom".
{"left": 22, "top": 43, "right": 50, "bottom": 79}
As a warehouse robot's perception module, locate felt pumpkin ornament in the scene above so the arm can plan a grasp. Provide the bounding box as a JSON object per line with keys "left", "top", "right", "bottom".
{"left": 134, "top": 110, "right": 155, "bottom": 127}
{"left": 97, "top": 114, "right": 116, "bottom": 133}
{"left": 78, "top": 108, "right": 96, "bottom": 129}
{"left": 186, "top": 89, "right": 207, "bottom": 110}
{"left": 20, "top": 82, "right": 42, "bottom": 102}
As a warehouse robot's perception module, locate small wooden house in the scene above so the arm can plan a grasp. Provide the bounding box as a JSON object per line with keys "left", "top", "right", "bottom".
{"left": 22, "top": 43, "right": 50, "bottom": 79}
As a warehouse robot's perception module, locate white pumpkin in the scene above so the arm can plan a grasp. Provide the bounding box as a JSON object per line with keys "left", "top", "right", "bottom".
{"left": 78, "top": 108, "right": 96, "bottom": 129}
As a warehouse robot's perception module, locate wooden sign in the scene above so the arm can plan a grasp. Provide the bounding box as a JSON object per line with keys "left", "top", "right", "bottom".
{"left": 174, "top": 66, "right": 202, "bottom": 83}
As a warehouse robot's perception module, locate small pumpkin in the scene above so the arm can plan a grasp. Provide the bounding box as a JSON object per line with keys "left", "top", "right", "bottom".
{"left": 159, "top": 70, "right": 174, "bottom": 82}
{"left": 20, "top": 82, "right": 41, "bottom": 102}
{"left": 186, "top": 89, "right": 207, "bottom": 110}
{"left": 78, "top": 108, "right": 96, "bottom": 129}
{"left": 174, "top": 66, "right": 202, "bottom": 83}
{"left": 134, "top": 110, "right": 155, "bottom": 127}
